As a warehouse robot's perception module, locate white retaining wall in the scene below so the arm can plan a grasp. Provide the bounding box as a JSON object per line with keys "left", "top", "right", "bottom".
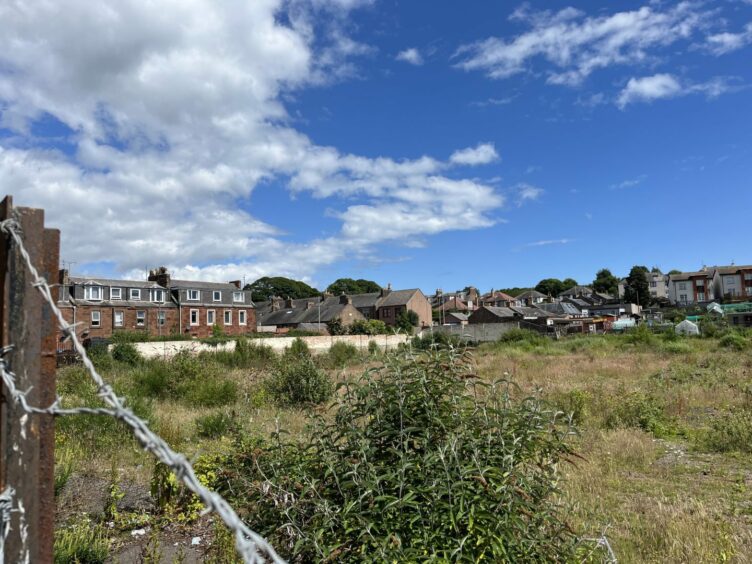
{"left": 418, "top": 322, "right": 521, "bottom": 343}
{"left": 119, "top": 334, "right": 409, "bottom": 360}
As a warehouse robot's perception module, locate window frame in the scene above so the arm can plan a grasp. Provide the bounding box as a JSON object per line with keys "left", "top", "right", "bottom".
{"left": 113, "top": 310, "right": 124, "bottom": 327}
{"left": 136, "top": 310, "right": 146, "bottom": 327}
{"left": 84, "top": 285, "right": 103, "bottom": 301}
{"left": 110, "top": 287, "right": 122, "bottom": 300}
{"left": 157, "top": 311, "right": 166, "bottom": 326}
{"left": 151, "top": 289, "right": 166, "bottom": 303}
{"left": 91, "top": 310, "right": 101, "bottom": 327}
{"left": 233, "top": 291, "right": 244, "bottom": 303}
{"left": 224, "top": 310, "right": 232, "bottom": 325}
{"left": 190, "top": 309, "right": 199, "bottom": 326}
{"left": 207, "top": 310, "right": 216, "bottom": 325}
{"left": 130, "top": 288, "right": 142, "bottom": 301}
{"left": 213, "top": 290, "right": 222, "bottom": 302}
{"left": 187, "top": 290, "right": 200, "bottom": 301}
{"left": 239, "top": 310, "right": 247, "bottom": 325}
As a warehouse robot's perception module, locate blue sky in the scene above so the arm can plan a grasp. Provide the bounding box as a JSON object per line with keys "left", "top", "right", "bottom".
{"left": 0, "top": 0, "right": 750, "bottom": 293}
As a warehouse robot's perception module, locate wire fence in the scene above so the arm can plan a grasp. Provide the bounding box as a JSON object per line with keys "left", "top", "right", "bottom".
{"left": 0, "top": 216, "right": 284, "bottom": 563}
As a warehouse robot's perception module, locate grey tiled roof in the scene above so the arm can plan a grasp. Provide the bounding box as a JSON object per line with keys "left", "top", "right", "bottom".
{"left": 169, "top": 279, "right": 241, "bottom": 290}
{"left": 69, "top": 277, "right": 162, "bottom": 289}
{"left": 516, "top": 290, "right": 547, "bottom": 300}
{"left": 378, "top": 289, "right": 420, "bottom": 307}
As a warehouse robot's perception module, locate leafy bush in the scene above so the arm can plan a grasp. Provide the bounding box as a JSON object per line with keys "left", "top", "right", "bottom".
{"left": 265, "top": 357, "right": 333, "bottom": 406}
{"left": 623, "top": 324, "right": 656, "bottom": 346}
{"left": 395, "top": 309, "right": 420, "bottom": 333}
{"left": 111, "top": 342, "right": 142, "bottom": 365}
{"left": 54, "top": 518, "right": 110, "bottom": 563}
{"left": 719, "top": 333, "right": 748, "bottom": 351}
{"left": 410, "top": 332, "right": 463, "bottom": 350}
{"left": 325, "top": 341, "right": 360, "bottom": 368}
{"left": 211, "top": 337, "right": 276, "bottom": 369}
{"left": 368, "top": 339, "right": 380, "bottom": 355}
{"left": 349, "top": 319, "right": 388, "bottom": 335}
{"left": 181, "top": 377, "right": 238, "bottom": 408}
{"left": 196, "top": 411, "right": 236, "bottom": 438}
{"left": 702, "top": 409, "right": 752, "bottom": 453}
{"left": 552, "top": 388, "right": 591, "bottom": 424}
{"left": 204, "top": 349, "right": 579, "bottom": 561}
{"left": 285, "top": 337, "right": 311, "bottom": 359}
{"left": 498, "top": 328, "right": 546, "bottom": 346}
{"left": 605, "top": 391, "right": 674, "bottom": 437}
{"left": 110, "top": 330, "right": 150, "bottom": 343}
{"left": 661, "top": 340, "right": 693, "bottom": 355}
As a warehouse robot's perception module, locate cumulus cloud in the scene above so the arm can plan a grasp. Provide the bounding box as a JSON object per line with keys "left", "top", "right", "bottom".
{"left": 448, "top": 143, "right": 499, "bottom": 165}
{"left": 396, "top": 48, "right": 424, "bottom": 65}
{"left": 705, "top": 23, "right": 752, "bottom": 55}
{"left": 617, "top": 74, "right": 736, "bottom": 108}
{"left": 0, "top": 0, "right": 505, "bottom": 282}
{"left": 454, "top": 3, "right": 706, "bottom": 86}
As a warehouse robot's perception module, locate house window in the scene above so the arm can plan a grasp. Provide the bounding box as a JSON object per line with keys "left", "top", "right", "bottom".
{"left": 187, "top": 290, "right": 200, "bottom": 301}
{"left": 84, "top": 286, "right": 102, "bottom": 301}
{"left": 650, "top": 282, "right": 657, "bottom": 288}
{"left": 207, "top": 310, "right": 216, "bottom": 325}
{"left": 745, "top": 274, "right": 752, "bottom": 281}
{"left": 213, "top": 290, "right": 222, "bottom": 302}
{"left": 678, "top": 283, "right": 687, "bottom": 291}
{"left": 239, "top": 310, "right": 247, "bottom": 325}
{"left": 136, "top": 310, "right": 146, "bottom": 327}
{"left": 190, "top": 309, "right": 199, "bottom": 325}
{"left": 151, "top": 289, "right": 165, "bottom": 303}
{"left": 697, "top": 293, "right": 705, "bottom": 302}
{"left": 91, "top": 311, "right": 101, "bottom": 327}
{"left": 110, "top": 287, "right": 122, "bottom": 300}
{"left": 113, "top": 311, "right": 124, "bottom": 327}
{"left": 157, "top": 311, "right": 166, "bottom": 326}
{"left": 224, "top": 310, "right": 232, "bottom": 325}
{"left": 233, "top": 291, "right": 244, "bottom": 303}
{"left": 747, "top": 288, "right": 752, "bottom": 296}
{"left": 130, "top": 288, "right": 141, "bottom": 301}
{"left": 726, "top": 277, "right": 736, "bottom": 285}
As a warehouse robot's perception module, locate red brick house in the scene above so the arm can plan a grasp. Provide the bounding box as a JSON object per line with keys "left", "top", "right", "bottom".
{"left": 57, "top": 268, "right": 256, "bottom": 344}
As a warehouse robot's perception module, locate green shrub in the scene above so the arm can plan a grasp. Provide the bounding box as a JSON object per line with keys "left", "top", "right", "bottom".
{"left": 110, "top": 330, "right": 150, "bottom": 343}
{"left": 498, "top": 328, "right": 546, "bottom": 347}
{"left": 661, "top": 341, "right": 692, "bottom": 355}
{"left": 325, "top": 341, "right": 360, "bottom": 368}
{"left": 208, "top": 349, "right": 579, "bottom": 561}
{"left": 701, "top": 409, "right": 752, "bottom": 453}
{"left": 54, "top": 518, "right": 109, "bottom": 563}
{"left": 552, "top": 388, "right": 591, "bottom": 424}
{"left": 349, "top": 319, "right": 388, "bottom": 335}
{"left": 196, "top": 411, "right": 236, "bottom": 438}
{"left": 180, "top": 377, "right": 238, "bottom": 408}
{"left": 719, "top": 333, "right": 748, "bottom": 351}
{"left": 395, "top": 309, "right": 420, "bottom": 333}
{"left": 605, "top": 391, "right": 673, "bottom": 437}
{"left": 623, "top": 324, "right": 656, "bottom": 346}
{"left": 111, "top": 342, "right": 142, "bottom": 365}
{"left": 285, "top": 337, "right": 311, "bottom": 359}
{"left": 265, "top": 357, "right": 332, "bottom": 406}
{"left": 368, "top": 339, "right": 380, "bottom": 355}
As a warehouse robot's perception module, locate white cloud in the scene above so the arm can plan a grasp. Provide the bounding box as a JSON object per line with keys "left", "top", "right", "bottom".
{"left": 448, "top": 143, "right": 499, "bottom": 165}
{"left": 705, "top": 23, "right": 752, "bottom": 55}
{"left": 520, "top": 238, "right": 574, "bottom": 249}
{"left": 617, "top": 74, "right": 737, "bottom": 108}
{"left": 0, "top": 0, "right": 505, "bottom": 282}
{"left": 610, "top": 175, "right": 647, "bottom": 190}
{"left": 396, "top": 47, "right": 424, "bottom": 65}
{"left": 514, "top": 183, "right": 544, "bottom": 205}
{"left": 454, "top": 3, "right": 706, "bottom": 85}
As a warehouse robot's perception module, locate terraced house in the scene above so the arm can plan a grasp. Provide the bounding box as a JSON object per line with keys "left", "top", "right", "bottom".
{"left": 57, "top": 267, "right": 256, "bottom": 343}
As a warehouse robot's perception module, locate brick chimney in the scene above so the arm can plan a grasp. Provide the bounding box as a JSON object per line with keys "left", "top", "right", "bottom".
{"left": 285, "top": 298, "right": 294, "bottom": 308}
{"left": 380, "top": 283, "right": 392, "bottom": 298}
{"left": 229, "top": 280, "right": 241, "bottom": 289}
{"left": 306, "top": 300, "right": 317, "bottom": 310}
{"left": 271, "top": 298, "right": 281, "bottom": 312}
{"left": 339, "top": 293, "right": 352, "bottom": 305}
{"left": 148, "top": 266, "right": 171, "bottom": 288}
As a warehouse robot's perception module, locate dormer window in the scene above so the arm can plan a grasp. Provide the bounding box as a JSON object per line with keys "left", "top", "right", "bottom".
{"left": 187, "top": 290, "right": 200, "bottom": 301}
{"left": 110, "top": 287, "right": 122, "bottom": 300}
{"left": 130, "top": 288, "right": 141, "bottom": 301}
{"left": 213, "top": 290, "right": 222, "bottom": 302}
{"left": 84, "top": 285, "right": 102, "bottom": 301}
{"left": 151, "top": 289, "right": 166, "bottom": 303}
{"left": 233, "top": 291, "right": 244, "bottom": 303}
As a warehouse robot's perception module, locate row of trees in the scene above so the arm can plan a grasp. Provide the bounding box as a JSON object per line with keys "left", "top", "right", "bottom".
{"left": 245, "top": 276, "right": 381, "bottom": 302}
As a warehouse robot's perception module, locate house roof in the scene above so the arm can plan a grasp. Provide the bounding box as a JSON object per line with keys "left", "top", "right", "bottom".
{"left": 477, "top": 306, "right": 517, "bottom": 319}
{"left": 511, "top": 306, "right": 556, "bottom": 318}
{"left": 436, "top": 297, "right": 468, "bottom": 311}
{"left": 169, "top": 279, "right": 242, "bottom": 290}
{"left": 69, "top": 277, "right": 163, "bottom": 289}
{"left": 481, "top": 291, "right": 516, "bottom": 302}
{"left": 715, "top": 265, "right": 752, "bottom": 275}
{"left": 538, "top": 302, "right": 581, "bottom": 316}
{"left": 446, "top": 312, "right": 468, "bottom": 322}
{"left": 379, "top": 288, "right": 421, "bottom": 307}
{"left": 559, "top": 285, "right": 593, "bottom": 297}
{"left": 516, "top": 290, "right": 547, "bottom": 300}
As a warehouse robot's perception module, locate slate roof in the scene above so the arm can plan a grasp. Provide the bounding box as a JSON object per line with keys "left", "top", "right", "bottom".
{"left": 516, "top": 290, "right": 547, "bottom": 300}
{"left": 446, "top": 312, "right": 469, "bottom": 322}
{"left": 511, "top": 306, "right": 556, "bottom": 318}
{"left": 481, "top": 291, "right": 517, "bottom": 302}
{"left": 559, "top": 285, "right": 594, "bottom": 297}
{"left": 481, "top": 306, "right": 517, "bottom": 319}
{"left": 69, "top": 298, "right": 176, "bottom": 308}
{"left": 538, "top": 302, "right": 582, "bottom": 316}
{"left": 69, "top": 277, "right": 163, "bottom": 289}
{"left": 379, "top": 289, "right": 420, "bottom": 307}
{"left": 261, "top": 297, "right": 358, "bottom": 326}
{"left": 169, "top": 279, "right": 242, "bottom": 290}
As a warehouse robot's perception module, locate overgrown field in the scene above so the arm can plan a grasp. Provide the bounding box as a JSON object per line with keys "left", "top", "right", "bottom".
{"left": 54, "top": 330, "right": 752, "bottom": 563}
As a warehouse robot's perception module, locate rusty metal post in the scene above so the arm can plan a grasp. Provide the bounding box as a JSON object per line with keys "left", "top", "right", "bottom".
{"left": 0, "top": 196, "right": 57, "bottom": 563}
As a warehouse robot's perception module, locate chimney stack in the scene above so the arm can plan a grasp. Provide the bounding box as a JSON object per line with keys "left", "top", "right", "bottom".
{"left": 148, "top": 266, "right": 171, "bottom": 288}
{"left": 229, "top": 280, "right": 241, "bottom": 289}
{"left": 285, "top": 298, "right": 294, "bottom": 308}
{"left": 339, "top": 293, "right": 352, "bottom": 305}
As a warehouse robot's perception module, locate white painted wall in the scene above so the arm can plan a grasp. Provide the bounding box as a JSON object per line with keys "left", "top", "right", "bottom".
{"left": 116, "top": 334, "right": 409, "bottom": 359}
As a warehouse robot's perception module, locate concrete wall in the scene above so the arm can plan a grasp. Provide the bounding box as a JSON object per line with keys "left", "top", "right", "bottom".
{"left": 419, "top": 322, "right": 520, "bottom": 343}
{"left": 120, "top": 333, "right": 410, "bottom": 359}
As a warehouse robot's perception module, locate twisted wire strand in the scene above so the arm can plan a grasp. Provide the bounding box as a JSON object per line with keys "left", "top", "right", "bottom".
{"left": 0, "top": 217, "right": 284, "bottom": 564}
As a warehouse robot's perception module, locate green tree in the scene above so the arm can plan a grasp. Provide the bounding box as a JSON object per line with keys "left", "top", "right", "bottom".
{"left": 668, "top": 269, "right": 681, "bottom": 275}
{"left": 326, "top": 278, "right": 381, "bottom": 295}
{"left": 245, "top": 276, "right": 320, "bottom": 302}
{"left": 592, "top": 268, "right": 619, "bottom": 296}
{"left": 623, "top": 266, "right": 650, "bottom": 307}
{"left": 535, "top": 278, "right": 565, "bottom": 297}
{"left": 396, "top": 310, "right": 420, "bottom": 333}
{"left": 561, "top": 278, "right": 578, "bottom": 291}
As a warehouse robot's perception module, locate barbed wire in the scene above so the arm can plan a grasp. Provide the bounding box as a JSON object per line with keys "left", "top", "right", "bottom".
{"left": 0, "top": 217, "right": 285, "bottom": 564}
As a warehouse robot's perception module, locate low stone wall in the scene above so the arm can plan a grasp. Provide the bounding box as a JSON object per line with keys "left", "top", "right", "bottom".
{"left": 119, "top": 334, "right": 409, "bottom": 359}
